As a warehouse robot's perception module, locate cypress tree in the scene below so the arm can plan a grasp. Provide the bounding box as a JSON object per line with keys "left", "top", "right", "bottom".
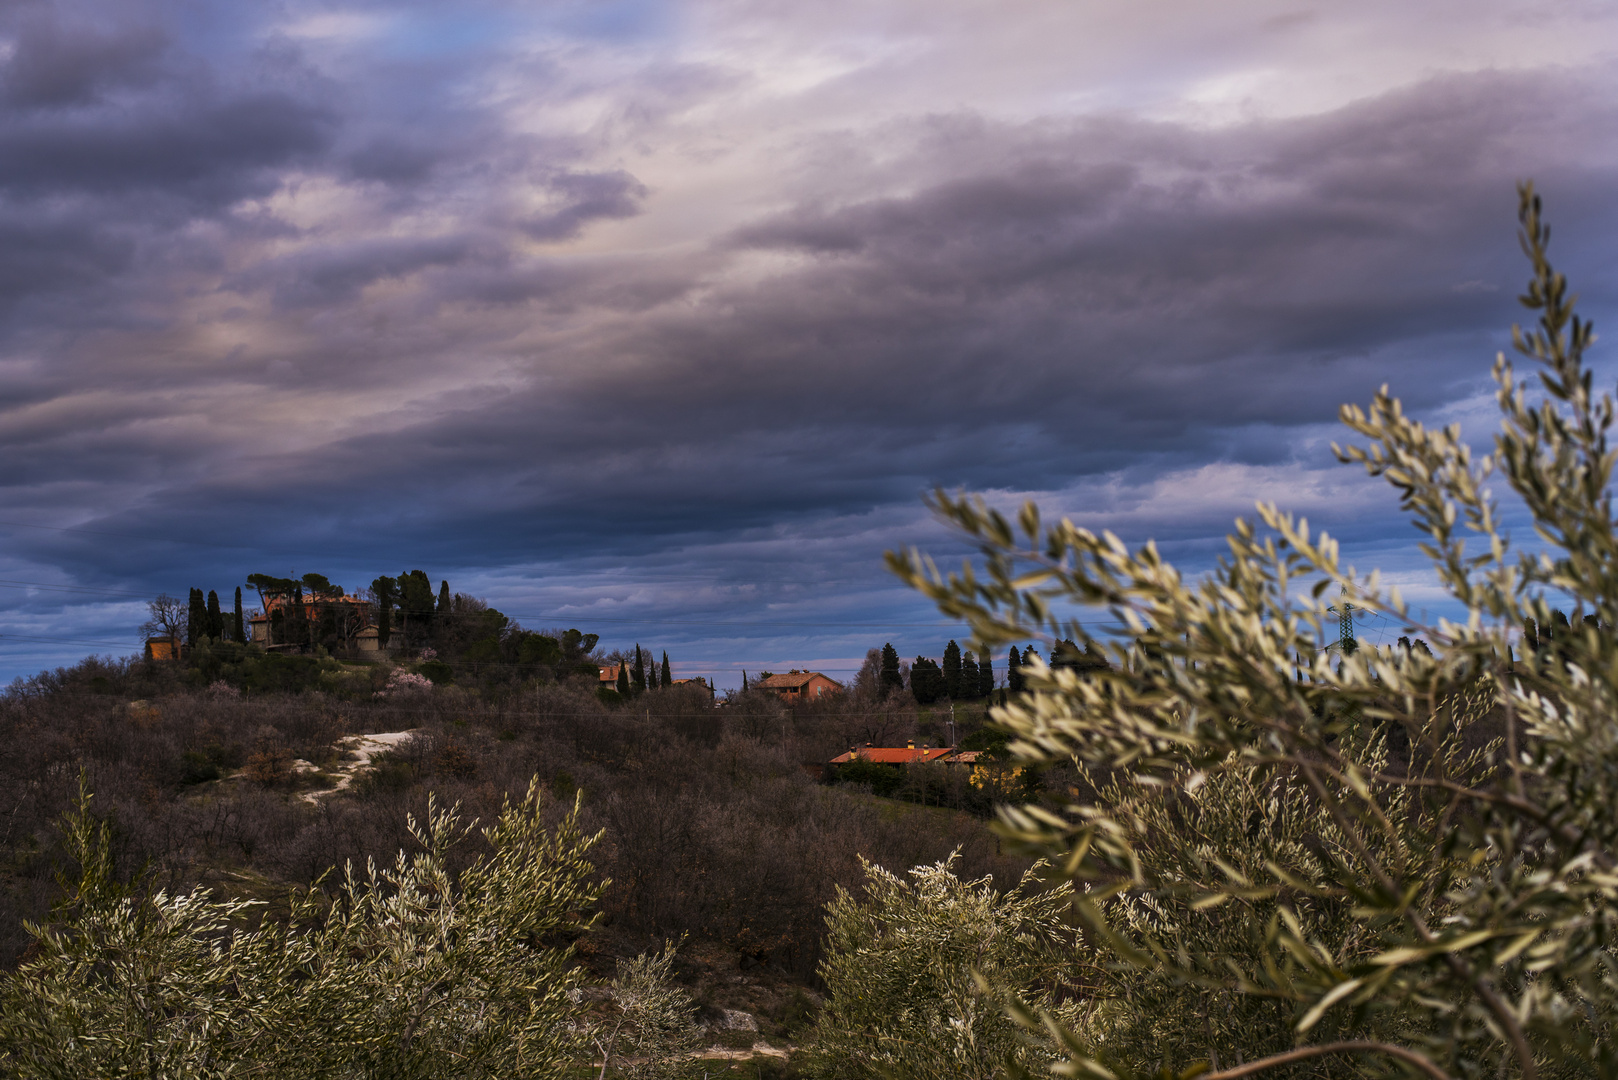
{"left": 438, "top": 580, "right": 451, "bottom": 615}
{"left": 1007, "top": 646, "right": 1023, "bottom": 692}
{"left": 910, "top": 657, "right": 945, "bottom": 704}
{"left": 206, "top": 590, "right": 222, "bottom": 641}
{"left": 1080, "top": 641, "right": 1109, "bottom": 672}
{"left": 632, "top": 645, "right": 646, "bottom": 693}
{"left": 616, "top": 662, "right": 628, "bottom": 696}
{"left": 233, "top": 587, "right": 245, "bottom": 643}
{"left": 398, "top": 571, "right": 433, "bottom": 639}
{"left": 942, "top": 640, "right": 962, "bottom": 699}
{"left": 661, "top": 651, "right": 672, "bottom": 688}
{"left": 960, "top": 650, "right": 980, "bottom": 699}
{"left": 979, "top": 649, "right": 994, "bottom": 696}
{"left": 187, "top": 588, "right": 203, "bottom": 648}
{"left": 879, "top": 643, "right": 902, "bottom": 694}
{"left": 742, "top": 670, "right": 749, "bottom": 691}
{"left": 291, "top": 583, "right": 308, "bottom": 647}
{"left": 372, "top": 576, "right": 396, "bottom": 646}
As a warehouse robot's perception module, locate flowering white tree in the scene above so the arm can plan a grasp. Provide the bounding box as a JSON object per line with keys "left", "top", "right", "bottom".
{"left": 376, "top": 667, "right": 434, "bottom": 698}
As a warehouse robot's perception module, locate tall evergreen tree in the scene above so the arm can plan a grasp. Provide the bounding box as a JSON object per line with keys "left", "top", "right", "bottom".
{"left": 960, "top": 650, "right": 980, "bottom": 700}
{"left": 632, "top": 645, "right": 646, "bottom": 693}
{"left": 979, "top": 649, "right": 994, "bottom": 696}
{"left": 398, "top": 571, "right": 434, "bottom": 641}
{"left": 438, "top": 580, "right": 451, "bottom": 615}
{"left": 910, "top": 657, "right": 945, "bottom": 705}
{"left": 616, "top": 662, "right": 628, "bottom": 696}
{"left": 1080, "top": 642, "right": 1110, "bottom": 673}
{"left": 186, "top": 588, "right": 203, "bottom": 648}
{"left": 372, "top": 576, "right": 396, "bottom": 646}
{"left": 742, "top": 671, "right": 749, "bottom": 691}
{"left": 1007, "top": 646, "right": 1023, "bottom": 692}
{"left": 290, "top": 583, "right": 308, "bottom": 647}
{"left": 879, "top": 643, "right": 903, "bottom": 695}
{"left": 233, "top": 587, "right": 244, "bottom": 644}
{"left": 661, "top": 651, "right": 671, "bottom": 688}
{"left": 942, "top": 640, "right": 962, "bottom": 699}
{"left": 205, "top": 590, "right": 222, "bottom": 641}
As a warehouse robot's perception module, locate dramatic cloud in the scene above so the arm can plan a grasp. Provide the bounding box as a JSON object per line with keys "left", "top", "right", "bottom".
{"left": 0, "top": 0, "right": 1614, "bottom": 682}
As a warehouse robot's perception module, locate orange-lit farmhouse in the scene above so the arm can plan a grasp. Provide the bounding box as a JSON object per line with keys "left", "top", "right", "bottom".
{"left": 756, "top": 670, "right": 841, "bottom": 702}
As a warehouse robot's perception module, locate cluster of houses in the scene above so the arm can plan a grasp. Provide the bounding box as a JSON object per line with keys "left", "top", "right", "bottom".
{"left": 593, "top": 666, "right": 840, "bottom": 705}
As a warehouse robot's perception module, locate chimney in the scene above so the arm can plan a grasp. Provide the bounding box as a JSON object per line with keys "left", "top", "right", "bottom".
{"left": 907, "top": 739, "right": 915, "bottom": 750}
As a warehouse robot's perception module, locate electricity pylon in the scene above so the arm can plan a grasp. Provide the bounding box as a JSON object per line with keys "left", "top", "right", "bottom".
{"left": 1326, "top": 585, "right": 1357, "bottom": 656}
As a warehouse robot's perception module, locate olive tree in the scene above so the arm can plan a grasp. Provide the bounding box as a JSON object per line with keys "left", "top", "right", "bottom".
{"left": 587, "top": 942, "right": 702, "bottom": 1080}
{"left": 890, "top": 185, "right": 1618, "bottom": 1079}
{"left": 809, "top": 854, "right": 1079, "bottom": 1080}
{"left": 0, "top": 777, "right": 602, "bottom": 1079}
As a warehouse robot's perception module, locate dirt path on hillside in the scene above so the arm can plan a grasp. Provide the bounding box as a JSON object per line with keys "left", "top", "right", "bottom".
{"left": 292, "top": 731, "right": 417, "bottom": 803}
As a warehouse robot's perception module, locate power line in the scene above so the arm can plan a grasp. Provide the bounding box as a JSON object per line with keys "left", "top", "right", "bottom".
{"left": 0, "top": 579, "right": 156, "bottom": 600}
{"left": 0, "top": 633, "right": 140, "bottom": 650}
{"left": 0, "top": 579, "right": 961, "bottom": 631}
{"left": 0, "top": 520, "right": 256, "bottom": 550}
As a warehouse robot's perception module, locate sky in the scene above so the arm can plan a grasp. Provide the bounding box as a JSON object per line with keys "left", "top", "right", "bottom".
{"left": 0, "top": 0, "right": 1615, "bottom": 687}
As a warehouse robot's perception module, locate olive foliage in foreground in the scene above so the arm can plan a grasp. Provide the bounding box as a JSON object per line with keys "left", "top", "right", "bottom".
{"left": 0, "top": 777, "right": 600, "bottom": 1079}
{"left": 892, "top": 186, "right": 1618, "bottom": 1080}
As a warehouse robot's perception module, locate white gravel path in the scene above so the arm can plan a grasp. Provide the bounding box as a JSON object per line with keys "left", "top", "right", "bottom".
{"left": 296, "top": 730, "right": 418, "bottom": 803}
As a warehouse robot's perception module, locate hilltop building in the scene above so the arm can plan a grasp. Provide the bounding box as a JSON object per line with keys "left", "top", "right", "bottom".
{"left": 248, "top": 589, "right": 373, "bottom": 652}
{"left": 757, "top": 670, "right": 841, "bottom": 702}
{"left": 144, "top": 636, "right": 182, "bottom": 661}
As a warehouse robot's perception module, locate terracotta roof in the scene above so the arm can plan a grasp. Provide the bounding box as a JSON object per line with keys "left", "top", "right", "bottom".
{"left": 598, "top": 664, "right": 623, "bottom": 683}
{"left": 944, "top": 750, "right": 987, "bottom": 763}
{"left": 758, "top": 671, "right": 832, "bottom": 688}
{"left": 259, "top": 592, "right": 369, "bottom": 613}
{"left": 829, "top": 745, "right": 954, "bottom": 765}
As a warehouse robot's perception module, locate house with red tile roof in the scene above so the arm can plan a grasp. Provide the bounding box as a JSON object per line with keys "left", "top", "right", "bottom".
{"left": 758, "top": 670, "right": 841, "bottom": 702}
{"left": 828, "top": 741, "right": 954, "bottom": 765}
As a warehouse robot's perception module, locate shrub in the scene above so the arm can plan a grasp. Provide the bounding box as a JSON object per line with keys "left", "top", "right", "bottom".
{"left": 808, "top": 855, "right": 1077, "bottom": 1080}
{"left": 831, "top": 756, "right": 903, "bottom": 797}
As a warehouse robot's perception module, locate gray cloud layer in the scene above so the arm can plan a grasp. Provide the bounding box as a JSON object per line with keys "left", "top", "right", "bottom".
{"left": 0, "top": 0, "right": 1614, "bottom": 681}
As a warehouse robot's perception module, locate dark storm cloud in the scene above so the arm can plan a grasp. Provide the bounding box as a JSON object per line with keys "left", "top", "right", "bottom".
{"left": 1, "top": 13, "right": 167, "bottom": 108}
{"left": 519, "top": 169, "right": 649, "bottom": 240}
{"left": 19, "top": 64, "right": 1617, "bottom": 580}
{"left": 238, "top": 235, "right": 479, "bottom": 309}
{"left": 0, "top": 93, "right": 334, "bottom": 198}
{"left": 0, "top": 0, "right": 1614, "bottom": 679}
